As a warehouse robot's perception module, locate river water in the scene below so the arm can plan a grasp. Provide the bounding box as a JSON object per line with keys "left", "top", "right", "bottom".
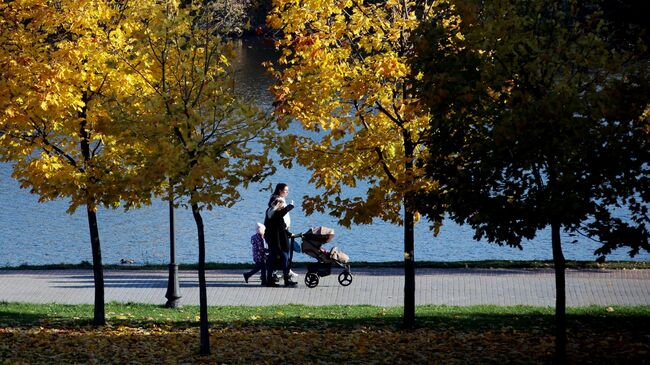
{"left": 0, "top": 38, "right": 647, "bottom": 266}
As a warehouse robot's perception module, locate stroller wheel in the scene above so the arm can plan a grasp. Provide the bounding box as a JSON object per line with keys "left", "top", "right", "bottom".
{"left": 305, "top": 272, "right": 319, "bottom": 288}
{"left": 338, "top": 271, "right": 353, "bottom": 286}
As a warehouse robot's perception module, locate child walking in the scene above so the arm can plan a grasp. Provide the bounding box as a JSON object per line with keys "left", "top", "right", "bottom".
{"left": 243, "top": 223, "right": 268, "bottom": 285}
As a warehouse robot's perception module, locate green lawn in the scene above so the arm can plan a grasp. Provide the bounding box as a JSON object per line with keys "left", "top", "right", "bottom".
{"left": 2, "top": 302, "right": 649, "bottom": 327}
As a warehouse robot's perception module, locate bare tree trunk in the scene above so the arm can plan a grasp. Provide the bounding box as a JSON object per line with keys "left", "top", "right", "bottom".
{"left": 192, "top": 202, "right": 210, "bottom": 355}
{"left": 86, "top": 205, "right": 105, "bottom": 326}
{"left": 552, "top": 220, "right": 567, "bottom": 364}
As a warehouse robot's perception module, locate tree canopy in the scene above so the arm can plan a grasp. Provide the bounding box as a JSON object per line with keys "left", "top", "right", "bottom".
{"left": 415, "top": 0, "right": 650, "bottom": 258}
{"left": 111, "top": 1, "right": 272, "bottom": 209}
{"left": 0, "top": 0, "right": 148, "bottom": 212}
{"left": 268, "top": 0, "right": 441, "bottom": 226}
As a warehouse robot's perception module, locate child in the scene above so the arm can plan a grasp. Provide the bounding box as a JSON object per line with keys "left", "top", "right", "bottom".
{"left": 243, "top": 223, "right": 268, "bottom": 285}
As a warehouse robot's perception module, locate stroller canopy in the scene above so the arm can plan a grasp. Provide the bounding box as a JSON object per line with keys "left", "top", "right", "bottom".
{"left": 303, "top": 226, "right": 335, "bottom": 244}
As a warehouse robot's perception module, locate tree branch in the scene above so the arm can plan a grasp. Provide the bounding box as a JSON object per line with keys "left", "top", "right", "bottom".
{"left": 354, "top": 101, "right": 398, "bottom": 184}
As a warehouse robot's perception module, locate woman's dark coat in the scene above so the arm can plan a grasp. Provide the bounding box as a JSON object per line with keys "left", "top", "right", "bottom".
{"left": 264, "top": 204, "right": 294, "bottom": 253}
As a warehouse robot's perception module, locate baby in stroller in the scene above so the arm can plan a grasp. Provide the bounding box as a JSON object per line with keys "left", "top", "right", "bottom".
{"left": 294, "top": 226, "right": 353, "bottom": 288}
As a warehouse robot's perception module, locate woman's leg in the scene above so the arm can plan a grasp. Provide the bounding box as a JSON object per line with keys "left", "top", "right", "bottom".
{"left": 278, "top": 250, "right": 288, "bottom": 277}
{"left": 288, "top": 246, "right": 294, "bottom": 271}
{"left": 281, "top": 250, "right": 296, "bottom": 285}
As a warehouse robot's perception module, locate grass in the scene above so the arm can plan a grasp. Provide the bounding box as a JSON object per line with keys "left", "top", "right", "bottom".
{"left": 2, "top": 259, "right": 649, "bottom": 270}
{"left": 1, "top": 302, "right": 649, "bottom": 329}
{"left": 1, "top": 303, "right": 649, "bottom": 364}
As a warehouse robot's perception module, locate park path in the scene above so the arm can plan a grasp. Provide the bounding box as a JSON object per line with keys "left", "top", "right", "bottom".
{"left": 1, "top": 267, "right": 649, "bottom": 307}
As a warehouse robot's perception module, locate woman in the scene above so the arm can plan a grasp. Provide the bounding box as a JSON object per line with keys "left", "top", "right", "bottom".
{"left": 269, "top": 183, "right": 299, "bottom": 280}
{"left": 264, "top": 184, "right": 297, "bottom": 286}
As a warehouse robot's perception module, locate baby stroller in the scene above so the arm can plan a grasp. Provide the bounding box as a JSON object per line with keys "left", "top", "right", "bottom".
{"left": 293, "top": 226, "right": 352, "bottom": 288}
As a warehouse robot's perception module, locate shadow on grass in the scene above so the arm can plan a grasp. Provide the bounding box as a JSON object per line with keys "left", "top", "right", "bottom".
{"left": 0, "top": 309, "right": 45, "bottom": 326}
{"left": 1, "top": 309, "right": 649, "bottom": 365}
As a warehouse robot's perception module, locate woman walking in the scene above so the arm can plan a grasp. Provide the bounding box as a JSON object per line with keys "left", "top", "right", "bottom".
{"left": 264, "top": 183, "right": 298, "bottom": 286}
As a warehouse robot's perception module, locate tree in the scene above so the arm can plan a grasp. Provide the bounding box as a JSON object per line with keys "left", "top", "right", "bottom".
{"left": 413, "top": 0, "right": 650, "bottom": 363}
{"left": 267, "top": 0, "right": 442, "bottom": 328}
{"left": 111, "top": 0, "right": 273, "bottom": 354}
{"left": 0, "top": 0, "right": 150, "bottom": 326}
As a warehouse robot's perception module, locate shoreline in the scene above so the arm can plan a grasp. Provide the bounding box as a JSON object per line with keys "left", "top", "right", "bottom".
{"left": 2, "top": 259, "right": 648, "bottom": 271}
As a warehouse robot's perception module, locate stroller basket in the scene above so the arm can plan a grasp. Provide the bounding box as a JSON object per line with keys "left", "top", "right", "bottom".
{"left": 308, "top": 262, "right": 332, "bottom": 277}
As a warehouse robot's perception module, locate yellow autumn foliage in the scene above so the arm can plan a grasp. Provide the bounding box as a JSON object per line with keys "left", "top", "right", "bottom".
{"left": 0, "top": 0, "right": 153, "bottom": 213}
{"left": 268, "top": 0, "right": 443, "bottom": 227}
{"left": 106, "top": 1, "right": 273, "bottom": 209}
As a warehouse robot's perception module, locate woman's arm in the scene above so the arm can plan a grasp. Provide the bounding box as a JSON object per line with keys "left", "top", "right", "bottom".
{"left": 275, "top": 204, "right": 294, "bottom": 218}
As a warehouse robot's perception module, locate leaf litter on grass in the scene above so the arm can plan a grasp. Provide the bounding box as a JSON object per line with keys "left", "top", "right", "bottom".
{"left": 1, "top": 322, "right": 649, "bottom": 364}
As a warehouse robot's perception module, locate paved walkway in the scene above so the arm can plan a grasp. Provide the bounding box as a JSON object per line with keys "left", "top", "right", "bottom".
{"left": 0, "top": 268, "right": 648, "bottom": 307}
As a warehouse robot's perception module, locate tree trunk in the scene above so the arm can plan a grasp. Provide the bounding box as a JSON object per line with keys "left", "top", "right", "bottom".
{"left": 403, "top": 194, "right": 416, "bottom": 328}
{"left": 403, "top": 128, "right": 416, "bottom": 328}
{"left": 79, "top": 96, "right": 105, "bottom": 325}
{"left": 165, "top": 194, "right": 181, "bottom": 308}
{"left": 86, "top": 205, "right": 105, "bottom": 326}
{"left": 192, "top": 202, "right": 210, "bottom": 355}
{"left": 551, "top": 220, "right": 567, "bottom": 364}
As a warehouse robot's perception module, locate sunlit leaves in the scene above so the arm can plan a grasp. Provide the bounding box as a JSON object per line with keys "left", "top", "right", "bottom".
{"left": 110, "top": 2, "right": 273, "bottom": 209}
{"left": 0, "top": 0, "right": 154, "bottom": 213}
{"left": 268, "top": 0, "right": 440, "bottom": 227}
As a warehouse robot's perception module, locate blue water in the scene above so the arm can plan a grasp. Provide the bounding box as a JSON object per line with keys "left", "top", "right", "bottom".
{"left": 0, "top": 38, "right": 647, "bottom": 266}
{"left": 1, "top": 160, "right": 647, "bottom": 266}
